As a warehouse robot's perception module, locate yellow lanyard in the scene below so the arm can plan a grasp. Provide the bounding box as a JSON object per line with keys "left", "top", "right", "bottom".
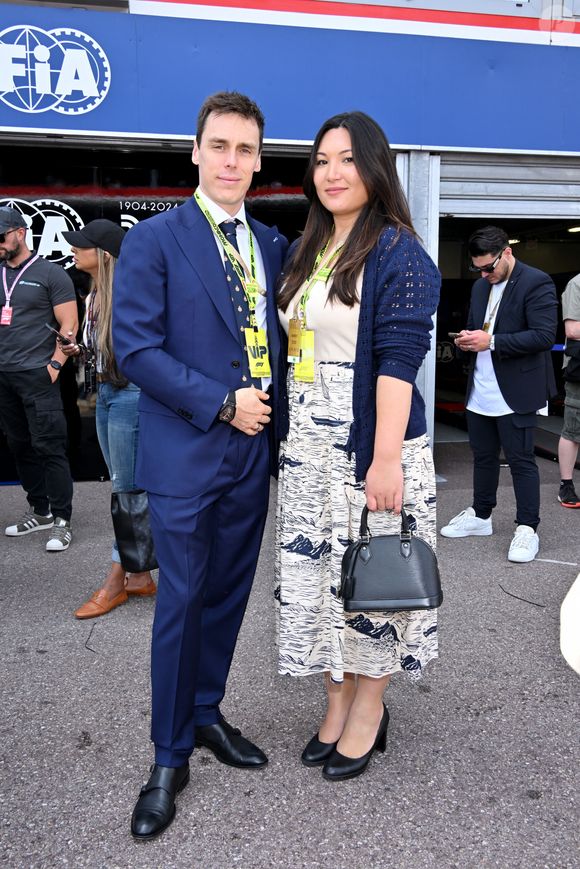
{"left": 194, "top": 190, "right": 263, "bottom": 324}
{"left": 294, "top": 242, "right": 344, "bottom": 324}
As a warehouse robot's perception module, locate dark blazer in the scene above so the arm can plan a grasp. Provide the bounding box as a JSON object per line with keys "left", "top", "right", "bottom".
{"left": 112, "top": 197, "right": 288, "bottom": 496}
{"left": 465, "top": 260, "right": 557, "bottom": 414}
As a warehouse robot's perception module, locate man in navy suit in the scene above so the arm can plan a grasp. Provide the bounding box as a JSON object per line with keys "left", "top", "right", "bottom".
{"left": 441, "top": 226, "right": 557, "bottom": 563}
{"left": 113, "top": 92, "right": 288, "bottom": 840}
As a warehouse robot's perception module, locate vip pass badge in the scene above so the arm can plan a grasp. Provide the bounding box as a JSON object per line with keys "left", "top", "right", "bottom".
{"left": 194, "top": 191, "right": 270, "bottom": 378}
{"left": 287, "top": 241, "right": 343, "bottom": 382}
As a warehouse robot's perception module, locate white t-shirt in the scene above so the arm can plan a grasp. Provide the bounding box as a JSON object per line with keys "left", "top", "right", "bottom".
{"left": 467, "top": 279, "right": 512, "bottom": 416}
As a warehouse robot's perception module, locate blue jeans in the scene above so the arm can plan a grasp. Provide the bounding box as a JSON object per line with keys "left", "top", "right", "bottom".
{"left": 96, "top": 382, "right": 140, "bottom": 564}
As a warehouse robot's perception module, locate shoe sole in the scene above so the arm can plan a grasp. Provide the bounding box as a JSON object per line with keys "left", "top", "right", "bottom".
{"left": 5, "top": 522, "right": 54, "bottom": 536}
{"left": 46, "top": 542, "right": 71, "bottom": 552}
{"left": 322, "top": 762, "right": 372, "bottom": 782}
{"left": 131, "top": 771, "right": 190, "bottom": 841}
{"left": 301, "top": 756, "right": 329, "bottom": 768}
{"left": 558, "top": 499, "right": 580, "bottom": 508}
{"left": 508, "top": 553, "right": 538, "bottom": 563}
{"left": 440, "top": 527, "right": 493, "bottom": 538}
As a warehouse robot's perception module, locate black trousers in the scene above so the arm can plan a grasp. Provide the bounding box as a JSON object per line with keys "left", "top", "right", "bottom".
{"left": 466, "top": 410, "right": 540, "bottom": 530}
{"left": 0, "top": 368, "right": 73, "bottom": 521}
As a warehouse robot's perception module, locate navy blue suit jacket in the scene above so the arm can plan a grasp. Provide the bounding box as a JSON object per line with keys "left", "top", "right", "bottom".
{"left": 112, "top": 197, "right": 288, "bottom": 497}
{"left": 465, "top": 260, "right": 557, "bottom": 414}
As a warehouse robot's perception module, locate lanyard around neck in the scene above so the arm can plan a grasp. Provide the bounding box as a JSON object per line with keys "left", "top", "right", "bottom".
{"left": 2, "top": 255, "right": 39, "bottom": 306}
{"left": 194, "top": 190, "right": 261, "bottom": 303}
{"left": 294, "top": 241, "right": 344, "bottom": 321}
{"left": 484, "top": 283, "right": 506, "bottom": 327}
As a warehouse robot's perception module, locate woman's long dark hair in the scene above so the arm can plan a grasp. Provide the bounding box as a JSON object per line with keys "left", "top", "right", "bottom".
{"left": 278, "top": 111, "right": 415, "bottom": 311}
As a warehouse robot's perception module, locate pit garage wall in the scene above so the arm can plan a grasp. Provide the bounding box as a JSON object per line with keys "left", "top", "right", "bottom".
{"left": 2, "top": 4, "right": 580, "bottom": 152}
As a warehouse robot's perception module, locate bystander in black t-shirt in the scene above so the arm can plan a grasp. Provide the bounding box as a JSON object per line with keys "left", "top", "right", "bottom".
{"left": 0, "top": 253, "right": 76, "bottom": 371}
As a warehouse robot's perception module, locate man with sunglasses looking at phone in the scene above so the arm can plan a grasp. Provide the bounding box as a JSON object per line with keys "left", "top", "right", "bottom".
{"left": 441, "top": 225, "right": 557, "bottom": 563}
{"left": 0, "top": 206, "right": 77, "bottom": 551}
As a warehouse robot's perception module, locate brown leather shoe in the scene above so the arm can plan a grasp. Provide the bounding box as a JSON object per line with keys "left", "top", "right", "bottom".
{"left": 74, "top": 587, "right": 128, "bottom": 619}
{"left": 125, "top": 578, "right": 157, "bottom": 596}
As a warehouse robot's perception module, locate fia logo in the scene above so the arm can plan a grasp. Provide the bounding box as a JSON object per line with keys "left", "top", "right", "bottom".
{"left": 0, "top": 198, "right": 84, "bottom": 269}
{"left": 0, "top": 25, "right": 110, "bottom": 115}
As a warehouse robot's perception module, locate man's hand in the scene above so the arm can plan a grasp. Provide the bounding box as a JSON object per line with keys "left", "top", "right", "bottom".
{"left": 230, "top": 387, "right": 272, "bottom": 436}
{"left": 47, "top": 364, "right": 59, "bottom": 384}
{"left": 60, "top": 331, "right": 82, "bottom": 358}
{"left": 455, "top": 329, "right": 492, "bottom": 353}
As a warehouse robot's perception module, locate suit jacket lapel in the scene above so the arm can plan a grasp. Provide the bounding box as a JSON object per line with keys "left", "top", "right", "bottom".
{"left": 248, "top": 217, "right": 281, "bottom": 360}
{"left": 169, "top": 198, "right": 238, "bottom": 340}
{"left": 495, "top": 260, "right": 522, "bottom": 328}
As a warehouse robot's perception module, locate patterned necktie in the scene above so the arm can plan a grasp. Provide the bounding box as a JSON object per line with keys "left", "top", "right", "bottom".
{"left": 219, "top": 219, "right": 261, "bottom": 387}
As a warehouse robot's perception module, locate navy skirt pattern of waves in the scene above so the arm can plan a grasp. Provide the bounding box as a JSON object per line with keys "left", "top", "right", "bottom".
{"left": 275, "top": 361, "right": 438, "bottom": 682}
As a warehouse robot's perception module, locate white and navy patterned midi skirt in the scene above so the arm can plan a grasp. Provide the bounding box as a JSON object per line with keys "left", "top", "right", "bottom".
{"left": 275, "top": 361, "right": 438, "bottom": 682}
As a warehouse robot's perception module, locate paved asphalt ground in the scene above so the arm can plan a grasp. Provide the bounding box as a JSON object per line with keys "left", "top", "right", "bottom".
{"left": 0, "top": 442, "right": 578, "bottom": 869}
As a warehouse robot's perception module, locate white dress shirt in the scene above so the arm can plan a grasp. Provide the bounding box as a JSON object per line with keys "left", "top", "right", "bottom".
{"left": 196, "top": 187, "right": 270, "bottom": 390}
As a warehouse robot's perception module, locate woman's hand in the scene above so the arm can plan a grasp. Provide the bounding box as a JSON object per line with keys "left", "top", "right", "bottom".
{"left": 365, "top": 458, "right": 404, "bottom": 513}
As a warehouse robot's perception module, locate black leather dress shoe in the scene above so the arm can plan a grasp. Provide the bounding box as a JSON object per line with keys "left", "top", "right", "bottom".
{"left": 131, "top": 762, "right": 190, "bottom": 840}
{"left": 322, "top": 704, "right": 389, "bottom": 782}
{"left": 301, "top": 733, "right": 338, "bottom": 767}
{"left": 195, "top": 718, "right": 268, "bottom": 768}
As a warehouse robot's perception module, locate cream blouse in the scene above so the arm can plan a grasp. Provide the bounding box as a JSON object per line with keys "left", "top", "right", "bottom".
{"left": 279, "top": 270, "right": 363, "bottom": 363}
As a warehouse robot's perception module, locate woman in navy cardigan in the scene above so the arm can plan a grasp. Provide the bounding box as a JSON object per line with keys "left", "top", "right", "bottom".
{"left": 276, "top": 111, "right": 441, "bottom": 781}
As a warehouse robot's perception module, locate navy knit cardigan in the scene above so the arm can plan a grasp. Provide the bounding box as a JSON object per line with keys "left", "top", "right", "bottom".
{"left": 278, "top": 226, "right": 441, "bottom": 482}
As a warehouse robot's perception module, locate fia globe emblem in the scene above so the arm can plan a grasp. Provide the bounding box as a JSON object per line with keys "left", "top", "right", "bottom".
{"left": 0, "top": 198, "right": 84, "bottom": 269}
{"left": 0, "top": 25, "right": 111, "bottom": 115}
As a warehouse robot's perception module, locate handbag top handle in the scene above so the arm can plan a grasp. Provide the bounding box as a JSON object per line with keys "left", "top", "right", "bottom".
{"left": 359, "top": 506, "right": 412, "bottom": 541}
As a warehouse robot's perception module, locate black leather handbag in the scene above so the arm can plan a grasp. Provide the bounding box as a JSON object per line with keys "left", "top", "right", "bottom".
{"left": 340, "top": 507, "right": 442, "bottom": 612}
{"left": 111, "top": 490, "right": 158, "bottom": 573}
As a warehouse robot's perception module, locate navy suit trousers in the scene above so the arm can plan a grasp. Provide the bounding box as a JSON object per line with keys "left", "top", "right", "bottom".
{"left": 147, "top": 426, "right": 270, "bottom": 767}
{"left": 467, "top": 410, "right": 540, "bottom": 530}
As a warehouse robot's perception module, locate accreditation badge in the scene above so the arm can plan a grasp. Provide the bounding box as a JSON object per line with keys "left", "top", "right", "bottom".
{"left": 294, "top": 329, "right": 315, "bottom": 382}
{"left": 0, "top": 305, "right": 13, "bottom": 326}
{"left": 245, "top": 281, "right": 260, "bottom": 312}
{"left": 245, "top": 327, "right": 271, "bottom": 378}
{"left": 287, "top": 317, "right": 302, "bottom": 363}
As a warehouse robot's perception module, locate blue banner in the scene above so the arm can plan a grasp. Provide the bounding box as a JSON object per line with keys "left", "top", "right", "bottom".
{"left": 0, "top": 3, "right": 579, "bottom": 153}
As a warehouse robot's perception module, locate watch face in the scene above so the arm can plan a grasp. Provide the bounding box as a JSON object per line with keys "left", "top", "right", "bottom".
{"left": 219, "top": 403, "right": 235, "bottom": 423}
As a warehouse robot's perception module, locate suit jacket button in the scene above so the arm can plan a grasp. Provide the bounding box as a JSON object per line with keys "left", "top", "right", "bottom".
{"left": 231, "top": 360, "right": 240, "bottom": 368}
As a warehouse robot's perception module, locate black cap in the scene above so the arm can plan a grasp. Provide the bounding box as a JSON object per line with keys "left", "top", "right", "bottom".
{"left": 0, "top": 207, "right": 27, "bottom": 234}
{"left": 63, "top": 219, "right": 126, "bottom": 258}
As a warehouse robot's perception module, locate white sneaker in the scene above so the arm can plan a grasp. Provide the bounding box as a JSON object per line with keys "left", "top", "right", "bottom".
{"left": 46, "top": 517, "right": 72, "bottom": 552}
{"left": 440, "top": 507, "right": 493, "bottom": 538}
{"left": 508, "top": 525, "right": 539, "bottom": 563}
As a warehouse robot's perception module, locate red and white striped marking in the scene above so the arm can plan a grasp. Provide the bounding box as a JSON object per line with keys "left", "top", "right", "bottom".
{"left": 128, "top": 0, "right": 580, "bottom": 46}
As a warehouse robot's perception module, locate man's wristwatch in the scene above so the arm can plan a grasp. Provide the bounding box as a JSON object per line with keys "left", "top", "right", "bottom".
{"left": 489, "top": 335, "right": 495, "bottom": 351}
{"left": 49, "top": 359, "right": 62, "bottom": 371}
{"left": 218, "top": 390, "right": 236, "bottom": 423}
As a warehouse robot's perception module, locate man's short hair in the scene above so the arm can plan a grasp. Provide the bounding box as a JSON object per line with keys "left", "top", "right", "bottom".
{"left": 468, "top": 226, "right": 510, "bottom": 258}
{"left": 196, "top": 91, "right": 265, "bottom": 149}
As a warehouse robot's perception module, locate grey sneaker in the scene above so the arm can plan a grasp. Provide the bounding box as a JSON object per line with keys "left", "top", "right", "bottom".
{"left": 5, "top": 510, "right": 54, "bottom": 536}
{"left": 46, "top": 518, "right": 72, "bottom": 552}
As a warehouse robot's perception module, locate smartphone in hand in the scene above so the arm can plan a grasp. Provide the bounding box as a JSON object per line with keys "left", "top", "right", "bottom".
{"left": 44, "top": 323, "right": 73, "bottom": 346}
